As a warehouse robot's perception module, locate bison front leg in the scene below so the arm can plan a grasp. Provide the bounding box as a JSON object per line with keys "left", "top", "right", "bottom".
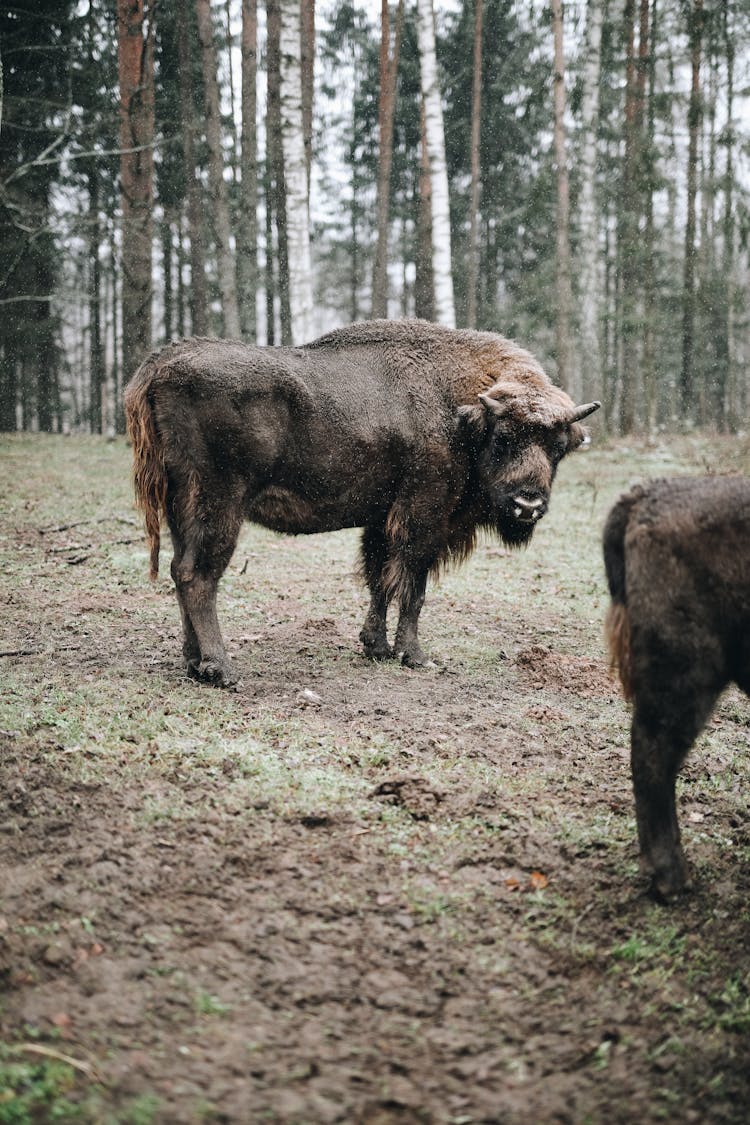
{"left": 393, "top": 566, "right": 437, "bottom": 669}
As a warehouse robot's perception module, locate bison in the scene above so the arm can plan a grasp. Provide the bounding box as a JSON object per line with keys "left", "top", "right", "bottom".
{"left": 125, "top": 318, "right": 599, "bottom": 686}
{"left": 604, "top": 476, "right": 750, "bottom": 899}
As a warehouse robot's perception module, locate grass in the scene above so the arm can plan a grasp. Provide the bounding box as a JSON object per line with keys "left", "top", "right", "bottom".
{"left": 2, "top": 431, "right": 750, "bottom": 1121}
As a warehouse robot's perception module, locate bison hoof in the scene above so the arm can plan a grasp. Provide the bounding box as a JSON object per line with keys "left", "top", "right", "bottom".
{"left": 642, "top": 850, "right": 692, "bottom": 902}
{"left": 400, "top": 650, "right": 442, "bottom": 671}
{"left": 360, "top": 633, "right": 395, "bottom": 661}
{"left": 187, "top": 657, "right": 237, "bottom": 688}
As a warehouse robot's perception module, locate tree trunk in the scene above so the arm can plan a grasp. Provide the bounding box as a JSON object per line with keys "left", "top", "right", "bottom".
{"left": 267, "top": 0, "right": 292, "bottom": 344}
{"left": 371, "top": 0, "right": 404, "bottom": 320}
{"left": 301, "top": 0, "right": 315, "bottom": 196}
{"left": 679, "top": 0, "right": 703, "bottom": 423}
{"left": 465, "top": 0, "right": 483, "bottom": 330}
{"left": 196, "top": 0, "right": 241, "bottom": 338}
{"left": 416, "top": 0, "right": 455, "bottom": 327}
{"left": 176, "top": 0, "right": 209, "bottom": 336}
{"left": 415, "top": 99, "right": 434, "bottom": 321}
{"left": 280, "top": 0, "right": 314, "bottom": 344}
{"left": 550, "top": 0, "right": 574, "bottom": 395}
{"left": 642, "top": 0, "right": 657, "bottom": 433}
{"left": 88, "top": 167, "right": 104, "bottom": 433}
{"left": 722, "top": 0, "right": 736, "bottom": 431}
{"left": 117, "top": 0, "right": 154, "bottom": 382}
{"left": 617, "top": 0, "right": 640, "bottom": 433}
{"left": 577, "top": 0, "right": 603, "bottom": 411}
{"left": 237, "top": 0, "right": 259, "bottom": 339}
{"left": 224, "top": 0, "right": 240, "bottom": 186}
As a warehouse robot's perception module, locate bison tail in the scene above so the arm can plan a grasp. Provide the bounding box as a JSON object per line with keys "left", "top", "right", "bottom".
{"left": 602, "top": 490, "right": 640, "bottom": 701}
{"left": 124, "top": 359, "right": 167, "bottom": 580}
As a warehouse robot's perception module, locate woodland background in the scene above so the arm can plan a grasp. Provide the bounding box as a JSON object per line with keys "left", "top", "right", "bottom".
{"left": 0, "top": 0, "right": 748, "bottom": 437}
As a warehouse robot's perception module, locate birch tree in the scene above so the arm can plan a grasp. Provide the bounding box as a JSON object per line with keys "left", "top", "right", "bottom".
{"left": 416, "top": 0, "right": 455, "bottom": 327}
{"left": 577, "top": 0, "right": 603, "bottom": 409}
{"left": 280, "top": 0, "right": 314, "bottom": 343}
{"left": 196, "top": 0, "right": 241, "bottom": 339}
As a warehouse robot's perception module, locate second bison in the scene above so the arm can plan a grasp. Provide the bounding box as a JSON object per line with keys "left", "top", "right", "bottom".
{"left": 604, "top": 475, "right": 750, "bottom": 898}
{"left": 125, "top": 318, "right": 599, "bottom": 685}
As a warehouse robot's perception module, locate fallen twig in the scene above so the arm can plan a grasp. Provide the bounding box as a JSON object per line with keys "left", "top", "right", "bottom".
{"left": 13, "top": 1042, "right": 104, "bottom": 1084}
{"left": 39, "top": 516, "right": 137, "bottom": 534}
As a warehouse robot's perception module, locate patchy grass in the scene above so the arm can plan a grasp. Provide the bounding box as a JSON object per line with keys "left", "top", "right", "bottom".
{"left": 1, "top": 432, "right": 749, "bottom": 1123}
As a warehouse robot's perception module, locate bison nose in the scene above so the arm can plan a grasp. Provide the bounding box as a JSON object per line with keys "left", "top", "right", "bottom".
{"left": 513, "top": 495, "right": 546, "bottom": 523}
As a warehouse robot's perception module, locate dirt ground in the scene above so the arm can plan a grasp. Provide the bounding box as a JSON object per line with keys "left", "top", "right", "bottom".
{"left": 1, "top": 433, "right": 749, "bottom": 1123}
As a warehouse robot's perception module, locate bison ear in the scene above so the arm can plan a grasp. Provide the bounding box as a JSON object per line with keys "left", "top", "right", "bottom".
{"left": 457, "top": 402, "right": 488, "bottom": 433}
{"left": 478, "top": 391, "right": 510, "bottom": 418}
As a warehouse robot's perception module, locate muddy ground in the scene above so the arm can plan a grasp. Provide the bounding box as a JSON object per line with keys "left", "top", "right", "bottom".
{"left": 1, "top": 433, "right": 749, "bottom": 1124}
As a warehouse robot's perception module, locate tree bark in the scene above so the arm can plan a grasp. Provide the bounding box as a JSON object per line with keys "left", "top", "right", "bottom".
{"left": 88, "top": 167, "right": 104, "bottom": 432}
{"left": 371, "top": 0, "right": 404, "bottom": 320}
{"left": 617, "top": 0, "right": 641, "bottom": 433}
{"left": 465, "top": 0, "right": 483, "bottom": 330}
{"left": 416, "top": 0, "right": 455, "bottom": 327}
{"left": 415, "top": 99, "right": 434, "bottom": 322}
{"left": 722, "top": 0, "right": 736, "bottom": 430}
{"left": 237, "top": 0, "right": 259, "bottom": 339}
{"left": 117, "top": 0, "right": 154, "bottom": 381}
{"left": 577, "top": 0, "right": 603, "bottom": 411}
{"left": 267, "top": 0, "right": 291, "bottom": 344}
{"left": 196, "top": 0, "right": 241, "bottom": 338}
{"left": 280, "top": 0, "right": 314, "bottom": 344}
{"left": 301, "top": 0, "right": 315, "bottom": 196}
{"left": 551, "top": 0, "right": 574, "bottom": 394}
{"left": 679, "top": 0, "right": 703, "bottom": 423}
{"left": 176, "top": 0, "right": 209, "bottom": 336}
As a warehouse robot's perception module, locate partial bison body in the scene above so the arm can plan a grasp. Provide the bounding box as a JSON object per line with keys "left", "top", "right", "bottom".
{"left": 604, "top": 476, "right": 750, "bottom": 899}
{"left": 125, "top": 319, "right": 599, "bottom": 685}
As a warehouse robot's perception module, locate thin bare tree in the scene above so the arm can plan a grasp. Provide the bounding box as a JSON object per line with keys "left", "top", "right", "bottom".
{"left": 237, "top": 0, "right": 259, "bottom": 339}
{"left": 196, "top": 0, "right": 241, "bottom": 338}
{"left": 577, "top": 0, "right": 603, "bottom": 410}
{"left": 416, "top": 0, "right": 455, "bottom": 327}
{"left": 551, "top": 0, "right": 574, "bottom": 393}
{"left": 465, "top": 0, "right": 483, "bottom": 330}
{"left": 117, "top": 0, "right": 154, "bottom": 380}
{"left": 177, "top": 0, "right": 209, "bottom": 336}
{"left": 280, "top": 0, "right": 314, "bottom": 343}
{"left": 371, "top": 0, "right": 404, "bottom": 319}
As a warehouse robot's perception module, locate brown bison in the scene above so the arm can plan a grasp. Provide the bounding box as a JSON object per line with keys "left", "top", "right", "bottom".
{"left": 604, "top": 476, "right": 750, "bottom": 899}
{"left": 125, "top": 318, "right": 599, "bottom": 686}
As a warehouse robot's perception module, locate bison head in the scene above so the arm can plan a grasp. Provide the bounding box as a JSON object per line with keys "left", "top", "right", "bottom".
{"left": 459, "top": 383, "right": 600, "bottom": 546}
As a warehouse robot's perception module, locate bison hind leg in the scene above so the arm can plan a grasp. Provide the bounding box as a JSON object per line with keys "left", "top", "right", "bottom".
{"left": 167, "top": 503, "right": 243, "bottom": 688}
{"left": 631, "top": 675, "right": 722, "bottom": 900}
{"left": 359, "top": 524, "right": 395, "bottom": 660}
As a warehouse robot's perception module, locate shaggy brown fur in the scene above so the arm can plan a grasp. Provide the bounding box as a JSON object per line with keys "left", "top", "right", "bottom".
{"left": 603, "top": 476, "right": 750, "bottom": 899}
{"left": 125, "top": 318, "right": 599, "bottom": 685}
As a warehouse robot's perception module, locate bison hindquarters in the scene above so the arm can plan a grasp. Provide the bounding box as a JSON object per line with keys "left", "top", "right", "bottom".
{"left": 603, "top": 478, "right": 750, "bottom": 900}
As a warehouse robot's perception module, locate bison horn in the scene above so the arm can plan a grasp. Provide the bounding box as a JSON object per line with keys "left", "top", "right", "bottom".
{"left": 568, "top": 401, "right": 601, "bottom": 423}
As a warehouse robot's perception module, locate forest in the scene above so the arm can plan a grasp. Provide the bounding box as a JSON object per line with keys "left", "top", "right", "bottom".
{"left": 0, "top": 0, "right": 748, "bottom": 436}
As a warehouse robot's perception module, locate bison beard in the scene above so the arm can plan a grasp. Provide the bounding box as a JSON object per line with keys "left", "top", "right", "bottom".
{"left": 604, "top": 476, "right": 750, "bottom": 899}
{"left": 125, "top": 319, "right": 599, "bottom": 686}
